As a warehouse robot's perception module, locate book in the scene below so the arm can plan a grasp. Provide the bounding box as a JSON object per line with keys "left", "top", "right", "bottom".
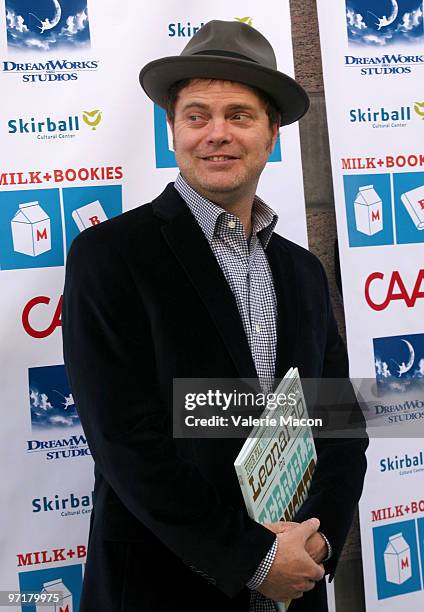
{"left": 71, "top": 200, "right": 108, "bottom": 232}
{"left": 234, "top": 368, "right": 317, "bottom": 612}
{"left": 401, "top": 185, "right": 424, "bottom": 230}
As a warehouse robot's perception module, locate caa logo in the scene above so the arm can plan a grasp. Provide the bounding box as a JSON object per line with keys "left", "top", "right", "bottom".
{"left": 18, "top": 563, "right": 83, "bottom": 612}
{"left": 0, "top": 185, "right": 122, "bottom": 271}
{"left": 22, "top": 295, "right": 62, "bottom": 338}
{"left": 373, "top": 519, "right": 424, "bottom": 600}
{"left": 153, "top": 105, "right": 282, "bottom": 168}
{"left": 365, "top": 269, "right": 424, "bottom": 311}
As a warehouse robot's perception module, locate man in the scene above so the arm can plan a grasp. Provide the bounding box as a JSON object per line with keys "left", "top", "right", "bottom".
{"left": 62, "top": 20, "right": 367, "bottom": 612}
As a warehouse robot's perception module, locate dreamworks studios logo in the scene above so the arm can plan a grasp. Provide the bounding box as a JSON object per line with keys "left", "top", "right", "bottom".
{"left": 3, "top": 1, "right": 99, "bottom": 84}
{"left": 153, "top": 105, "right": 282, "bottom": 168}
{"left": 349, "top": 101, "right": 424, "bottom": 128}
{"left": 5, "top": 0, "right": 91, "bottom": 52}
{"left": 7, "top": 109, "right": 102, "bottom": 141}
{"left": 346, "top": 1, "right": 424, "bottom": 48}
{"left": 27, "top": 364, "right": 91, "bottom": 461}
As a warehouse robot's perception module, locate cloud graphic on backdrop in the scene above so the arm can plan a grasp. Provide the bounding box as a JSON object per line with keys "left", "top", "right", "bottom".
{"left": 5, "top": 0, "right": 90, "bottom": 51}
{"left": 28, "top": 364, "right": 80, "bottom": 429}
{"left": 346, "top": 0, "right": 424, "bottom": 46}
{"left": 374, "top": 333, "right": 424, "bottom": 393}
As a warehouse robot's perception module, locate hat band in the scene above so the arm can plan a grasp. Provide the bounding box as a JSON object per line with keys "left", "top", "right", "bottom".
{"left": 191, "top": 49, "right": 259, "bottom": 63}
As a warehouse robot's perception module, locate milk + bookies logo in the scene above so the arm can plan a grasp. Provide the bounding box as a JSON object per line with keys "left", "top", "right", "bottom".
{"left": 0, "top": 184, "right": 122, "bottom": 271}
{"left": 343, "top": 171, "right": 424, "bottom": 247}
{"left": 373, "top": 519, "right": 424, "bottom": 600}
{"left": 19, "top": 563, "right": 83, "bottom": 612}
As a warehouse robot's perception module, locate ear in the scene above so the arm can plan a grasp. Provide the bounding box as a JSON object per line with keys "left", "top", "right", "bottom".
{"left": 166, "top": 116, "right": 177, "bottom": 152}
{"left": 270, "top": 122, "right": 279, "bottom": 152}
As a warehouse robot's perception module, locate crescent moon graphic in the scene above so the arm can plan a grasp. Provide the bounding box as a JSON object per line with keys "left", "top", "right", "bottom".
{"left": 29, "top": 0, "right": 62, "bottom": 34}
{"left": 367, "top": 0, "right": 398, "bottom": 30}
{"left": 391, "top": 339, "right": 415, "bottom": 377}
{"left": 401, "top": 339, "right": 415, "bottom": 371}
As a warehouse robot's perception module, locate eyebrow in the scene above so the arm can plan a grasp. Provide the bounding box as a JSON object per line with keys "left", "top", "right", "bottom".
{"left": 180, "top": 102, "right": 258, "bottom": 113}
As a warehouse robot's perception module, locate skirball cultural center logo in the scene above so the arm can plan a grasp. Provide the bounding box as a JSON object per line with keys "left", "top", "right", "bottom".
{"left": 5, "top": 0, "right": 91, "bottom": 51}
{"left": 7, "top": 108, "right": 103, "bottom": 139}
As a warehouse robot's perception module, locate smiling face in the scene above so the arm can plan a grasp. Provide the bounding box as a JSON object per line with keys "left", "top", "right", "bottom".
{"left": 169, "top": 79, "right": 279, "bottom": 208}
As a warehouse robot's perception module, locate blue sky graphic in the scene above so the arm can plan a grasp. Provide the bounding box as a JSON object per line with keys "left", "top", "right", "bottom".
{"left": 29, "top": 364, "right": 80, "bottom": 429}
{"left": 6, "top": 0, "right": 90, "bottom": 51}
{"left": 346, "top": 0, "right": 424, "bottom": 46}
{"left": 374, "top": 333, "right": 424, "bottom": 392}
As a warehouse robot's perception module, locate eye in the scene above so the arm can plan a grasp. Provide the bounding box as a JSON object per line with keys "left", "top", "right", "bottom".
{"left": 186, "top": 114, "right": 207, "bottom": 126}
{"left": 231, "top": 113, "right": 250, "bottom": 122}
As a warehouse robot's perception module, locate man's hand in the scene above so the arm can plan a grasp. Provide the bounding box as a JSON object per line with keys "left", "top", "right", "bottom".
{"left": 256, "top": 518, "right": 325, "bottom": 602}
{"left": 264, "top": 520, "right": 328, "bottom": 564}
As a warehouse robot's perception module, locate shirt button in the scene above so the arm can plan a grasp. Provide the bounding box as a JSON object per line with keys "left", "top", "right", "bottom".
{"left": 227, "top": 220, "right": 236, "bottom": 229}
{"left": 255, "top": 324, "right": 261, "bottom": 333}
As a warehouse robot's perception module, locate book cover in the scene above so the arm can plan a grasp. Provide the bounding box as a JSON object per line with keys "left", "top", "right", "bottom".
{"left": 234, "top": 368, "right": 317, "bottom": 612}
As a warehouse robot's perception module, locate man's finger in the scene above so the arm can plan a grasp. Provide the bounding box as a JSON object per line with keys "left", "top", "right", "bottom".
{"left": 264, "top": 520, "right": 298, "bottom": 534}
{"left": 298, "top": 517, "right": 320, "bottom": 542}
{"left": 308, "top": 563, "right": 325, "bottom": 582}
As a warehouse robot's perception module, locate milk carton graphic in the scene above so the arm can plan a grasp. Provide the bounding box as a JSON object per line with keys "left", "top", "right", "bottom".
{"left": 72, "top": 200, "right": 108, "bottom": 232}
{"left": 401, "top": 185, "right": 424, "bottom": 230}
{"left": 354, "top": 185, "right": 383, "bottom": 236}
{"left": 11, "top": 202, "right": 51, "bottom": 256}
{"left": 384, "top": 533, "right": 412, "bottom": 585}
{"left": 37, "top": 578, "right": 72, "bottom": 612}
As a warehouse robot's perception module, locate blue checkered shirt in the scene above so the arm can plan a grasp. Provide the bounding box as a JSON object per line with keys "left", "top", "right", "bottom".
{"left": 175, "top": 174, "right": 279, "bottom": 611}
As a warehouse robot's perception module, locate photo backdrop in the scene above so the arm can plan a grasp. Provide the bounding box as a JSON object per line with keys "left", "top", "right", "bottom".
{"left": 0, "top": 1, "right": 309, "bottom": 607}
{"left": 316, "top": 1, "right": 424, "bottom": 610}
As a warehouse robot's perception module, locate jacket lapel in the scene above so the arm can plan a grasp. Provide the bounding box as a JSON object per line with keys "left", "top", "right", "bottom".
{"left": 152, "top": 185, "right": 258, "bottom": 379}
{"left": 266, "top": 235, "right": 300, "bottom": 380}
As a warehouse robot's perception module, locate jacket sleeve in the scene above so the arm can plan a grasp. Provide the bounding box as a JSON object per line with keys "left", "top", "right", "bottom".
{"left": 293, "top": 261, "right": 368, "bottom": 577}
{"left": 62, "top": 226, "right": 275, "bottom": 598}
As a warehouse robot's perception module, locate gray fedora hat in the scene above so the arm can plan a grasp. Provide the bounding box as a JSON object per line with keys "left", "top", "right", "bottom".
{"left": 139, "top": 20, "right": 309, "bottom": 126}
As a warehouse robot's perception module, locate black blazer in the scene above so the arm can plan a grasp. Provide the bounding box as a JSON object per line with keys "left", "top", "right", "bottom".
{"left": 62, "top": 184, "right": 367, "bottom": 612}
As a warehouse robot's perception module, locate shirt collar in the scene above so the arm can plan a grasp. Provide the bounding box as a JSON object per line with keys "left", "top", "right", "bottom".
{"left": 174, "top": 173, "right": 278, "bottom": 248}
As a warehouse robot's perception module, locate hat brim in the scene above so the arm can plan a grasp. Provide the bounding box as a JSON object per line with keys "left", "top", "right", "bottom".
{"left": 139, "top": 55, "right": 309, "bottom": 126}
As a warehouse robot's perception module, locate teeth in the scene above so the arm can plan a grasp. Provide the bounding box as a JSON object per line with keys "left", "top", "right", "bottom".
{"left": 206, "top": 156, "right": 233, "bottom": 161}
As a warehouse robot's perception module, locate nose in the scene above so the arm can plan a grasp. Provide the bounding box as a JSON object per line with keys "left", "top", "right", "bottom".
{"left": 206, "top": 118, "right": 233, "bottom": 145}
